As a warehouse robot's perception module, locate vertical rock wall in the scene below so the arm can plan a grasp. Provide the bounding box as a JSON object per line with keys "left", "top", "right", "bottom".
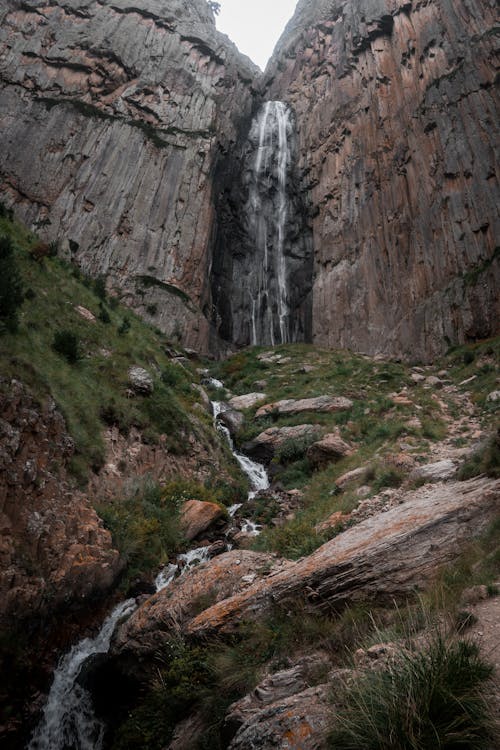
{"left": 0, "top": 0, "right": 258, "bottom": 353}
{"left": 263, "top": 0, "right": 499, "bottom": 361}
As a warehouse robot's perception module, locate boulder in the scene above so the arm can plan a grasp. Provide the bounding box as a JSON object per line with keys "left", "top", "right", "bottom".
{"left": 187, "top": 477, "right": 500, "bottom": 637}
{"left": 487, "top": 391, "right": 500, "bottom": 403}
{"left": 180, "top": 499, "right": 226, "bottom": 541}
{"left": 128, "top": 367, "right": 154, "bottom": 395}
{"left": 228, "top": 393, "right": 267, "bottom": 410}
{"left": 335, "top": 466, "right": 367, "bottom": 489}
{"left": 307, "top": 433, "right": 353, "bottom": 468}
{"left": 218, "top": 409, "right": 245, "bottom": 436}
{"left": 409, "top": 460, "right": 457, "bottom": 483}
{"left": 244, "top": 425, "right": 318, "bottom": 462}
{"left": 256, "top": 396, "right": 353, "bottom": 418}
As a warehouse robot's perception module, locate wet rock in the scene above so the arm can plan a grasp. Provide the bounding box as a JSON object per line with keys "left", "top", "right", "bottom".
{"left": 128, "top": 367, "right": 154, "bottom": 395}
{"left": 218, "top": 408, "right": 245, "bottom": 436}
{"left": 256, "top": 396, "right": 353, "bottom": 418}
{"left": 180, "top": 499, "right": 226, "bottom": 541}
{"left": 409, "top": 459, "right": 457, "bottom": 483}
{"left": 228, "top": 393, "right": 267, "bottom": 410}
{"left": 307, "top": 433, "right": 353, "bottom": 468}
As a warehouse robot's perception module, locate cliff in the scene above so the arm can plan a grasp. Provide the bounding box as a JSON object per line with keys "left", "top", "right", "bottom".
{"left": 0, "top": 0, "right": 258, "bottom": 353}
{"left": 263, "top": 0, "right": 499, "bottom": 361}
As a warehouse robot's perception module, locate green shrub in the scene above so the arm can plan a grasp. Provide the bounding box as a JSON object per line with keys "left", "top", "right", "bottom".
{"left": 275, "top": 433, "right": 318, "bottom": 464}
{"left": 98, "top": 302, "right": 111, "bottom": 324}
{"left": 97, "top": 479, "right": 185, "bottom": 587}
{"left": 118, "top": 317, "right": 131, "bottom": 335}
{"left": 0, "top": 235, "right": 23, "bottom": 333}
{"left": 328, "top": 636, "right": 495, "bottom": 750}
{"left": 458, "top": 432, "right": 500, "bottom": 480}
{"left": 94, "top": 276, "right": 107, "bottom": 300}
{"left": 52, "top": 329, "right": 81, "bottom": 363}
{"left": 463, "top": 350, "right": 475, "bottom": 365}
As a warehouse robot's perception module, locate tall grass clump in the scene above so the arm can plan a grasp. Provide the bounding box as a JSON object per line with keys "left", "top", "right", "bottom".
{"left": 329, "top": 635, "right": 495, "bottom": 750}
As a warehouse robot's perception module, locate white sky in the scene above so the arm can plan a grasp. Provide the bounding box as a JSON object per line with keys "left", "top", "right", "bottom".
{"left": 215, "top": 1, "right": 299, "bottom": 71}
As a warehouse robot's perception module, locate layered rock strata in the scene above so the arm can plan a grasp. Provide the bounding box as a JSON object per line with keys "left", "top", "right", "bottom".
{"left": 263, "top": 0, "right": 500, "bottom": 361}
{"left": 0, "top": 0, "right": 258, "bottom": 352}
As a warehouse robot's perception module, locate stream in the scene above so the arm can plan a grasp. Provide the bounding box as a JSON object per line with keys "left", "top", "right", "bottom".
{"left": 27, "top": 389, "right": 270, "bottom": 749}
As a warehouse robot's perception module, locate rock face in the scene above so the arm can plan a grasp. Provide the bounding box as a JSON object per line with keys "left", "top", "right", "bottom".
{"left": 0, "top": 379, "right": 120, "bottom": 626}
{"left": 180, "top": 498, "right": 226, "bottom": 541}
{"left": 187, "top": 476, "right": 500, "bottom": 636}
{"left": 263, "top": 0, "right": 499, "bottom": 361}
{"left": 0, "top": 0, "right": 258, "bottom": 353}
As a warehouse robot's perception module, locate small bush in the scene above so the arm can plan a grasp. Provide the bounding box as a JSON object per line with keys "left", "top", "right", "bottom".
{"left": 98, "top": 302, "right": 111, "bottom": 324}
{"left": 463, "top": 350, "right": 475, "bottom": 365}
{"left": 458, "top": 431, "right": 500, "bottom": 480}
{"left": 118, "top": 317, "right": 131, "bottom": 335}
{"left": 0, "top": 235, "right": 23, "bottom": 333}
{"left": 52, "top": 330, "right": 80, "bottom": 363}
{"left": 94, "top": 276, "right": 107, "bottom": 300}
{"left": 275, "top": 433, "right": 318, "bottom": 465}
{"left": 329, "top": 636, "right": 495, "bottom": 750}
{"left": 0, "top": 201, "right": 13, "bottom": 220}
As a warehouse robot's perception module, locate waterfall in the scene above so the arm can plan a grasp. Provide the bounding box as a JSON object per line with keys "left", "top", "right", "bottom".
{"left": 246, "top": 101, "right": 293, "bottom": 346}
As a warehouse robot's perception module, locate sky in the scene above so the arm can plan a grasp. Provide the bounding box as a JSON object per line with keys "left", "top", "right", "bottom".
{"left": 215, "top": 0, "right": 299, "bottom": 71}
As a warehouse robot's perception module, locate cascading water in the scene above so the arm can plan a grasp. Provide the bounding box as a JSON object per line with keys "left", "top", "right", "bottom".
{"left": 27, "top": 600, "right": 137, "bottom": 750}
{"left": 28, "top": 385, "right": 271, "bottom": 749}
{"left": 246, "top": 101, "right": 294, "bottom": 346}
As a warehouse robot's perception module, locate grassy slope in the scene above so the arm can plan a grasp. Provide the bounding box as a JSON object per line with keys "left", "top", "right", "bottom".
{"left": 210, "top": 340, "right": 499, "bottom": 558}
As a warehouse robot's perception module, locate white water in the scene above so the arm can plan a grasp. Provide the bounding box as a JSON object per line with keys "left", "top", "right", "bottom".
{"left": 212, "top": 401, "right": 270, "bottom": 535}
{"left": 247, "top": 101, "right": 293, "bottom": 346}
{"left": 29, "top": 393, "right": 271, "bottom": 749}
{"left": 27, "top": 599, "right": 136, "bottom": 750}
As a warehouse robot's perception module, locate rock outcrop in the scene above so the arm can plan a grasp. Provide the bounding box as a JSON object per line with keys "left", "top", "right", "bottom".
{"left": 187, "top": 476, "right": 499, "bottom": 636}
{"left": 263, "top": 0, "right": 499, "bottom": 361}
{"left": 0, "top": 0, "right": 258, "bottom": 353}
{"left": 0, "top": 378, "right": 120, "bottom": 626}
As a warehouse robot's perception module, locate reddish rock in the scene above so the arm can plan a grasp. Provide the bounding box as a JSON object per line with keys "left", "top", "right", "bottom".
{"left": 180, "top": 499, "right": 226, "bottom": 541}
{"left": 307, "top": 433, "right": 353, "bottom": 468}
{"left": 256, "top": 396, "right": 353, "bottom": 418}
{"left": 0, "top": 379, "right": 121, "bottom": 626}
{"left": 263, "top": 0, "right": 499, "bottom": 361}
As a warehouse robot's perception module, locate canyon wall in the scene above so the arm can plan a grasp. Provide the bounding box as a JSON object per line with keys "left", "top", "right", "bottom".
{"left": 0, "top": 0, "right": 258, "bottom": 353}
{"left": 263, "top": 0, "right": 499, "bottom": 361}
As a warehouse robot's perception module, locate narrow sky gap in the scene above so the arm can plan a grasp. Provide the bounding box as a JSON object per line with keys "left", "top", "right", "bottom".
{"left": 215, "top": 0, "right": 299, "bottom": 71}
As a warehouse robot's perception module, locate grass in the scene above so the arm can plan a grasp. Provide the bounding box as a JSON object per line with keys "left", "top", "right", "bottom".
{"left": 0, "top": 212, "right": 218, "bottom": 479}
{"left": 328, "top": 635, "right": 495, "bottom": 750}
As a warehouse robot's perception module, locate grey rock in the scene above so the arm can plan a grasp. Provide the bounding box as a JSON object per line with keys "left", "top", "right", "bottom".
{"left": 410, "top": 459, "right": 457, "bottom": 483}
{"left": 228, "top": 393, "right": 267, "bottom": 411}
{"left": 128, "top": 366, "right": 154, "bottom": 395}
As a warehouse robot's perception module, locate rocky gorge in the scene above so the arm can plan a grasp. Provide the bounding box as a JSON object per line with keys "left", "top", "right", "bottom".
{"left": 0, "top": 0, "right": 498, "bottom": 359}
{"left": 0, "top": 0, "right": 499, "bottom": 748}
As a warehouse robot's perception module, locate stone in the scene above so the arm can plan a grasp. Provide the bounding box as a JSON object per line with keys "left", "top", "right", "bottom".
{"left": 180, "top": 499, "right": 226, "bottom": 541}
{"left": 424, "top": 376, "right": 444, "bottom": 389}
{"left": 191, "top": 384, "right": 210, "bottom": 409}
{"left": 75, "top": 305, "right": 96, "bottom": 322}
{"left": 228, "top": 393, "right": 267, "bottom": 411}
{"left": 307, "top": 433, "right": 353, "bottom": 468}
{"left": 487, "top": 391, "right": 500, "bottom": 403}
{"left": 409, "top": 460, "right": 457, "bottom": 483}
{"left": 187, "top": 477, "right": 500, "bottom": 637}
{"left": 256, "top": 396, "right": 353, "bottom": 418}
{"left": 0, "top": 378, "right": 121, "bottom": 627}
{"left": 411, "top": 373, "right": 426, "bottom": 384}
{"left": 335, "top": 466, "right": 367, "bottom": 488}
{"left": 128, "top": 367, "right": 154, "bottom": 395}
{"left": 218, "top": 408, "right": 245, "bottom": 436}
{"left": 244, "top": 425, "right": 319, "bottom": 462}
{"left": 315, "top": 511, "right": 351, "bottom": 534}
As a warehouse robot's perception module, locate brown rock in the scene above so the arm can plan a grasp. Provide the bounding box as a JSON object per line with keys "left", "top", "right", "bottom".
{"left": 187, "top": 477, "right": 500, "bottom": 637}
{"left": 256, "top": 396, "right": 353, "bottom": 418}
{"left": 315, "top": 511, "right": 351, "bottom": 534}
{"left": 180, "top": 499, "right": 226, "bottom": 541}
{"left": 245, "top": 425, "right": 319, "bottom": 462}
{"left": 307, "top": 433, "right": 353, "bottom": 468}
